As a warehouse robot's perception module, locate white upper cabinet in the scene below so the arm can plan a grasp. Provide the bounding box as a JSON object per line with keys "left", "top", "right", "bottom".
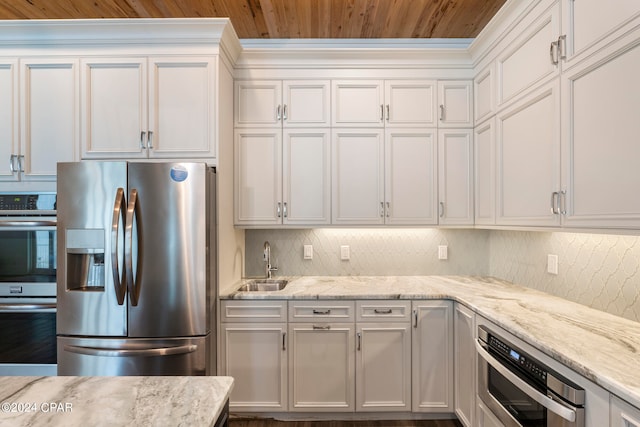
{"left": 497, "top": 1, "right": 561, "bottom": 109}
{"left": 332, "top": 80, "right": 385, "bottom": 127}
{"left": 561, "top": 0, "right": 640, "bottom": 65}
{"left": 438, "top": 129, "right": 474, "bottom": 225}
{"left": 474, "top": 64, "right": 495, "bottom": 125}
{"left": 0, "top": 60, "right": 18, "bottom": 181}
{"left": 235, "top": 129, "right": 282, "bottom": 225}
{"left": 385, "top": 129, "right": 438, "bottom": 225}
{"left": 560, "top": 31, "right": 640, "bottom": 229}
{"left": 333, "top": 79, "right": 442, "bottom": 128}
{"left": 236, "top": 80, "right": 330, "bottom": 128}
{"left": 81, "top": 56, "right": 217, "bottom": 160}
{"left": 80, "top": 58, "right": 147, "bottom": 159}
{"left": 332, "top": 129, "right": 385, "bottom": 225}
{"left": 474, "top": 118, "right": 496, "bottom": 226}
{"left": 385, "top": 80, "right": 437, "bottom": 127}
{"left": 437, "top": 81, "right": 473, "bottom": 128}
{"left": 496, "top": 80, "right": 561, "bottom": 227}
{"left": 17, "top": 58, "right": 79, "bottom": 182}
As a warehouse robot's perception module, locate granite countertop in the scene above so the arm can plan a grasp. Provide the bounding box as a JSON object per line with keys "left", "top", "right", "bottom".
{"left": 222, "top": 275, "right": 640, "bottom": 409}
{"left": 0, "top": 376, "right": 233, "bottom": 427}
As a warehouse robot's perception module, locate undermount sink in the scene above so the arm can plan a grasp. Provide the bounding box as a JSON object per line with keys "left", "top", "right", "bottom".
{"left": 238, "top": 279, "right": 289, "bottom": 292}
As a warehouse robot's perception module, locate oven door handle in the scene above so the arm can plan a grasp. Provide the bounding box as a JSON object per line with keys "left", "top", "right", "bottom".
{"left": 0, "top": 220, "right": 57, "bottom": 227}
{"left": 0, "top": 303, "right": 56, "bottom": 313}
{"left": 475, "top": 339, "right": 577, "bottom": 423}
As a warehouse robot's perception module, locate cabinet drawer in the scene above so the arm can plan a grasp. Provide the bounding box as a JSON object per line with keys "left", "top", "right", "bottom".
{"left": 288, "top": 301, "right": 355, "bottom": 322}
{"left": 356, "top": 300, "right": 412, "bottom": 322}
{"left": 221, "top": 300, "right": 287, "bottom": 322}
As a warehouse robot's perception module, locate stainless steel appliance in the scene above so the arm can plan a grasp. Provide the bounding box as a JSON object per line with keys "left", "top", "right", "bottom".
{"left": 0, "top": 192, "right": 57, "bottom": 375}
{"left": 476, "top": 325, "right": 585, "bottom": 427}
{"left": 56, "top": 162, "right": 216, "bottom": 376}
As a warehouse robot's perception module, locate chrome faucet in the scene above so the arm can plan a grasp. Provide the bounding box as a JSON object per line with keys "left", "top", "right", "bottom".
{"left": 263, "top": 241, "right": 278, "bottom": 279}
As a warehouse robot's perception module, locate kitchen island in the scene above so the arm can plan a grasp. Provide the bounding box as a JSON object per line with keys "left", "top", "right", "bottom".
{"left": 222, "top": 275, "right": 640, "bottom": 410}
{"left": 0, "top": 376, "right": 233, "bottom": 427}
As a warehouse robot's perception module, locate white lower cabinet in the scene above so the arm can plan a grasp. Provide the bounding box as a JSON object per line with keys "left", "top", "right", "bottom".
{"left": 288, "top": 322, "right": 355, "bottom": 412}
{"left": 611, "top": 395, "right": 640, "bottom": 427}
{"left": 355, "top": 301, "right": 412, "bottom": 412}
{"left": 288, "top": 301, "right": 355, "bottom": 412}
{"left": 219, "top": 301, "right": 288, "bottom": 412}
{"left": 454, "top": 303, "right": 476, "bottom": 427}
{"left": 412, "top": 300, "right": 454, "bottom": 413}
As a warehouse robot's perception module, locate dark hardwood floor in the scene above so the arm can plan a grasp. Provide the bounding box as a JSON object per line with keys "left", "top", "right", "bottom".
{"left": 229, "top": 418, "right": 463, "bottom": 427}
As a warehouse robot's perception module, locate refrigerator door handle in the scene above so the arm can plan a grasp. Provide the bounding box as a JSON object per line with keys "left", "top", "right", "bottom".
{"left": 125, "top": 188, "right": 141, "bottom": 307}
{"left": 111, "top": 188, "right": 127, "bottom": 305}
{"left": 63, "top": 344, "right": 198, "bottom": 357}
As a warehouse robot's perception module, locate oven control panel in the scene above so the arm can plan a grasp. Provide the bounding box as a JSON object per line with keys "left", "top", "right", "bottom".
{"left": 0, "top": 193, "right": 56, "bottom": 212}
{"left": 489, "top": 334, "right": 548, "bottom": 384}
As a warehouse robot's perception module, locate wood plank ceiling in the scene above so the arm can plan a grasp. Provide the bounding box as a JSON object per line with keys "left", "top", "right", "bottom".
{"left": 0, "top": 0, "right": 507, "bottom": 39}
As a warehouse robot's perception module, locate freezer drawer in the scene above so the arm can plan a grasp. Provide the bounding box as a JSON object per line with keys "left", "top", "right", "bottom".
{"left": 57, "top": 335, "right": 209, "bottom": 376}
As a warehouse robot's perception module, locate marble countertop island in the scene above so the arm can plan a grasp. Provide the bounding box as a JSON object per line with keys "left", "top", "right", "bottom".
{"left": 0, "top": 376, "right": 233, "bottom": 427}
{"left": 222, "top": 275, "right": 640, "bottom": 409}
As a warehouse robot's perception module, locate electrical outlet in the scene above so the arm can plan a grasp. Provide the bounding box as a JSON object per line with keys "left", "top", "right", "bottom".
{"left": 303, "top": 245, "right": 313, "bottom": 260}
{"left": 547, "top": 254, "right": 558, "bottom": 275}
{"left": 438, "top": 245, "right": 448, "bottom": 260}
{"left": 340, "top": 245, "right": 350, "bottom": 261}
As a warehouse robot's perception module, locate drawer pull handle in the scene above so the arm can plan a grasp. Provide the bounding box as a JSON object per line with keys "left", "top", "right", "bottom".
{"left": 313, "top": 309, "right": 331, "bottom": 315}
{"left": 312, "top": 325, "right": 331, "bottom": 330}
{"left": 374, "top": 308, "right": 393, "bottom": 314}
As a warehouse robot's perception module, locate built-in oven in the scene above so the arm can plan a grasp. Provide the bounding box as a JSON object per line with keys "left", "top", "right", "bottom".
{"left": 476, "top": 325, "right": 585, "bottom": 427}
{"left": 0, "top": 192, "right": 57, "bottom": 375}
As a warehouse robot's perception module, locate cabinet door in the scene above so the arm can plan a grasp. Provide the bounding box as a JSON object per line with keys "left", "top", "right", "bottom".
{"left": 0, "top": 60, "right": 18, "bottom": 181}
{"left": 474, "top": 118, "right": 496, "bottom": 225}
{"left": 562, "top": 0, "right": 640, "bottom": 64}
{"left": 283, "top": 80, "right": 330, "bottom": 127}
{"left": 438, "top": 81, "right": 473, "bottom": 128}
{"left": 412, "top": 300, "right": 454, "bottom": 413}
{"left": 20, "top": 58, "right": 79, "bottom": 181}
{"left": 454, "top": 304, "right": 476, "bottom": 427}
{"left": 332, "top": 80, "right": 384, "bottom": 127}
{"left": 356, "top": 322, "right": 411, "bottom": 412}
{"left": 221, "top": 323, "right": 287, "bottom": 412}
{"left": 288, "top": 323, "right": 355, "bottom": 412}
{"left": 497, "top": 2, "right": 560, "bottom": 108}
{"left": 80, "top": 58, "right": 147, "bottom": 159}
{"left": 385, "top": 80, "right": 437, "bottom": 127}
{"left": 385, "top": 129, "right": 437, "bottom": 225}
{"left": 283, "top": 129, "right": 331, "bottom": 225}
{"left": 235, "top": 80, "right": 282, "bottom": 128}
{"left": 234, "top": 129, "right": 282, "bottom": 225}
{"left": 611, "top": 395, "right": 640, "bottom": 427}
{"left": 561, "top": 37, "right": 640, "bottom": 229}
{"left": 332, "top": 129, "right": 384, "bottom": 225}
{"left": 496, "top": 80, "right": 561, "bottom": 227}
{"left": 474, "top": 64, "right": 495, "bottom": 125}
{"left": 438, "top": 129, "right": 473, "bottom": 225}
{"left": 148, "top": 56, "right": 216, "bottom": 159}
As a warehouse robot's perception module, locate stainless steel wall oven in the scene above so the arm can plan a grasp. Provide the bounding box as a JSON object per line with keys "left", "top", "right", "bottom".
{"left": 0, "top": 192, "right": 57, "bottom": 375}
{"left": 476, "top": 325, "right": 585, "bottom": 427}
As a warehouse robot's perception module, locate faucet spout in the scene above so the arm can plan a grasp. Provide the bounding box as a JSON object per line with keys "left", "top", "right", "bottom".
{"left": 263, "top": 241, "right": 278, "bottom": 279}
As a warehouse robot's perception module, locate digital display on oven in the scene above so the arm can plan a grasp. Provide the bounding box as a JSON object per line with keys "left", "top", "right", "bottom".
{"left": 509, "top": 349, "right": 520, "bottom": 361}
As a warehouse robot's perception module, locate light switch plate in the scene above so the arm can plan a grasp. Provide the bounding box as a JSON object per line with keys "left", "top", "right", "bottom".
{"left": 547, "top": 254, "right": 558, "bottom": 275}
{"left": 340, "top": 245, "right": 350, "bottom": 261}
{"left": 438, "top": 245, "right": 448, "bottom": 260}
{"left": 303, "top": 245, "right": 313, "bottom": 260}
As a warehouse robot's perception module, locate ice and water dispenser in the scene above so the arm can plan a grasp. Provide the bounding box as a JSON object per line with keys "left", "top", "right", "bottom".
{"left": 65, "top": 229, "right": 105, "bottom": 291}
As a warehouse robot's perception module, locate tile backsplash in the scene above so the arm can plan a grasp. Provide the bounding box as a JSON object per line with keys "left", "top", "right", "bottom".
{"left": 244, "top": 228, "right": 640, "bottom": 322}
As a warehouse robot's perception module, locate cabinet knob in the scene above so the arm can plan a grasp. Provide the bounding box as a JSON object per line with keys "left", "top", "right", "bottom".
{"left": 140, "top": 131, "right": 147, "bottom": 149}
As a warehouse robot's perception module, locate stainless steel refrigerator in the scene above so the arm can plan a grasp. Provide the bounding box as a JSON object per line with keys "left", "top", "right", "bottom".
{"left": 56, "top": 161, "right": 216, "bottom": 375}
